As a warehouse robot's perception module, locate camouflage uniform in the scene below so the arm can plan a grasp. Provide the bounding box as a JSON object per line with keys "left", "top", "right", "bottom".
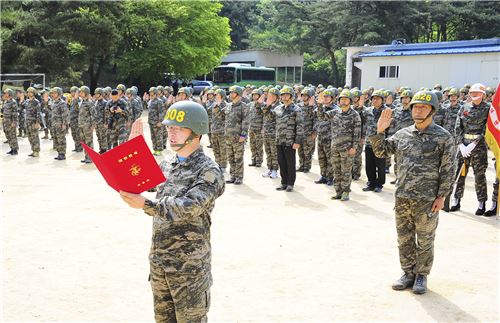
{"left": 370, "top": 122, "right": 455, "bottom": 276}
{"left": 210, "top": 101, "right": 227, "bottom": 168}
{"left": 454, "top": 101, "right": 490, "bottom": 202}
{"left": 352, "top": 103, "right": 367, "bottom": 179}
{"left": 298, "top": 102, "right": 316, "bottom": 171}
{"left": 106, "top": 98, "right": 130, "bottom": 148}
{"left": 262, "top": 102, "right": 279, "bottom": 171}
{"left": 221, "top": 100, "right": 249, "bottom": 181}
{"left": 274, "top": 102, "right": 304, "bottom": 186}
{"left": 387, "top": 105, "right": 413, "bottom": 177}
{"left": 78, "top": 98, "right": 96, "bottom": 160}
{"left": 148, "top": 98, "right": 164, "bottom": 151}
{"left": 248, "top": 101, "right": 264, "bottom": 166}
{"left": 365, "top": 105, "right": 387, "bottom": 188}
{"left": 3, "top": 99, "right": 19, "bottom": 151}
{"left": 17, "top": 98, "right": 26, "bottom": 137}
{"left": 318, "top": 106, "right": 361, "bottom": 194}
{"left": 203, "top": 98, "right": 215, "bottom": 147}
{"left": 143, "top": 148, "right": 225, "bottom": 323}
{"left": 315, "top": 104, "right": 336, "bottom": 179}
{"left": 94, "top": 98, "right": 109, "bottom": 152}
{"left": 70, "top": 97, "right": 82, "bottom": 151}
{"left": 41, "top": 99, "right": 52, "bottom": 139}
{"left": 159, "top": 95, "right": 169, "bottom": 148}
{"left": 25, "top": 97, "right": 42, "bottom": 153}
{"left": 442, "top": 101, "right": 463, "bottom": 140}
{"left": 51, "top": 98, "right": 69, "bottom": 154}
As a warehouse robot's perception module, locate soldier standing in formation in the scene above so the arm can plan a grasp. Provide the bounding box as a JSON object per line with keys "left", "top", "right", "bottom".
{"left": 106, "top": 89, "right": 129, "bottom": 149}
{"left": 297, "top": 87, "right": 317, "bottom": 173}
{"left": 25, "top": 87, "right": 42, "bottom": 157}
{"left": 274, "top": 86, "right": 304, "bottom": 192}
{"left": 351, "top": 89, "right": 366, "bottom": 180}
{"left": 148, "top": 87, "right": 164, "bottom": 156}
{"left": 371, "top": 90, "right": 455, "bottom": 294}
{"left": 94, "top": 88, "right": 109, "bottom": 154}
{"left": 315, "top": 88, "right": 337, "bottom": 186}
{"left": 120, "top": 101, "right": 225, "bottom": 322}
{"left": 3, "top": 89, "right": 19, "bottom": 155}
{"left": 69, "top": 86, "right": 82, "bottom": 152}
{"left": 261, "top": 87, "right": 280, "bottom": 179}
{"left": 78, "top": 86, "right": 95, "bottom": 164}
{"left": 451, "top": 83, "right": 490, "bottom": 215}
{"left": 211, "top": 89, "right": 228, "bottom": 172}
{"left": 50, "top": 87, "right": 69, "bottom": 161}
{"left": 248, "top": 88, "right": 264, "bottom": 168}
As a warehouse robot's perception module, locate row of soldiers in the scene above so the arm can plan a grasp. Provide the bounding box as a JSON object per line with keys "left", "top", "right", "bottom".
{"left": 193, "top": 82, "right": 495, "bottom": 205}
{"left": 2, "top": 84, "right": 143, "bottom": 162}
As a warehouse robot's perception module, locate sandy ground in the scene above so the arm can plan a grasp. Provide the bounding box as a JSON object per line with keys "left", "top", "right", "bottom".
{"left": 1, "top": 112, "right": 499, "bottom": 322}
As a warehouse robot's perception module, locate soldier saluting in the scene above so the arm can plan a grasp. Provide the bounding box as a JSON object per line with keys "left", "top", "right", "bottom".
{"left": 370, "top": 91, "right": 455, "bottom": 294}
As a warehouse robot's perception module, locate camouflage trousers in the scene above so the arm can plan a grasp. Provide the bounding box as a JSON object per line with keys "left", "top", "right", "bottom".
{"left": 44, "top": 114, "right": 52, "bottom": 138}
{"left": 298, "top": 135, "right": 315, "bottom": 171}
{"left": 80, "top": 126, "right": 94, "bottom": 159}
{"left": 454, "top": 141, "right": 488, "bottom": 202}
{"left": 263, "top": 135, "right": 278, "bottom": 171}
{"left": 150, "top": 124, "right": 164, "bottom": 151}
{"left": 352, "top": 142, "right": 363, "bottom": 178}
{"left": 18, "top": 115, "right": 26, "bottom": 133}
{"left": 109, "top": 123, "right": 128, "bottom": 149}
{"left": 225, "top": 136, "right": 245, "bottom": 180}
{"left": 52, "top": 125, "right": 67, "bottom": 154}
{"left": 249, "top": 129, "right": 263, "bottom": 165}
{"left": 3, "top": 122, "right": 18, "bottom": 150}
{"left": 395, "top": 197, "right": 439, "bottom": 276}
{"left": 331, "top": 148, "right": 354, "bottom": 193}
{"left": 70, "top": 122, "right": 82, "bottom": 150}
{"left": 26, "top": 122, "right": 40, "bottom": 152}
{"left": 96, "top": 125, "right": 108, "bottom": 151}
{"left": 317, "top": 141, "right": 333, "bottom": 178}
{"left": 150, "top": 263, "right": 209, "bottom": 323}
{"left": 211, "top": 133, "right": 227, "bottom": 168}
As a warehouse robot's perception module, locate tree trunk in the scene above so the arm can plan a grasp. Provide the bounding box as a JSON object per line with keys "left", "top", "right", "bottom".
{"left": 326, "top": 46, "right": 339, "bottom": 86}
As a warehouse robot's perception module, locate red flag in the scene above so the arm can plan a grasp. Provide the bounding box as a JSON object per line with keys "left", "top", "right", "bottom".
{"left": 485, "top": 84, "right": 500, "bottom": 178}
{"left": 82, "top": 135, "right": 166, "bottom": 193}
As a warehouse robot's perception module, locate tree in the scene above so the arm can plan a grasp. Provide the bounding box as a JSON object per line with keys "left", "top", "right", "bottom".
{"left": 117, "top": 0, "right": 231, "bottom": 84}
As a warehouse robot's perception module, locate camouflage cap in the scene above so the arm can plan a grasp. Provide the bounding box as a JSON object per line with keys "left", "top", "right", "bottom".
{"left": 162, "top": 101, "right": 209, "bottom": 135}
{"left": 3, "top": 88, "right": 14, "bottom": 97}
{"left": 207, "top": 89, "right": 215, "bottom": 95}
{"left": 149, "top": 87, "right": 159, "bottom": 95}
{"left": 410, "top": 90, "right": 439, "bottom": 110}
{"left": 432, "top": 90, "right": 443, "bottom": 101}
{"left": 251, "top": 89, "right": 263, "bottom": 96}
{"left": 268, "top": 87, "right": 280, "bottom": 96}
{"left": 70, "top": 86, "right": 79, "bottom": 93}
{"left": 338, "top": 89, "right": 352, "bottom": 100}
{"left": 350, "top": 89, "right": 362, "bottom": 97}
{"left": 94, "top": 87, "right": 104, "bottom": 96}
{"left": 125, "top": 88, "right": 134, "bottom": 95}
{"left": 448, "top": 88, "right": 459, "bottom": 96}
{"left": 401, "top": 89, "right": 414, "bottom": 98}
{"left": 215, "top": 88, "right": 226, "bottom": 98}
{"left": 371, "top": 90, "right": 386, "bottom": 99}
{"left": 279, "top": 86, "right": 294, "bottom": 95}
{"left": 156, "top": 85, "right": 164, "bottom": 93}
{"left": 434, "top": 84, "right": 442, "bottom": 89}
{"left": 50, "top": 87, "right": 63, "bottom": 96}
{"left": 459, "top": 87, "right": 469, "bottom": 94}
{"left": 79, "top": 86, "right": 90, "bottom": 95}
{"left": 178, "top": 87, "right": 189, "bottom": 95}
{"left": 116, "top": 84, "right": 126, "bottom": 91}
{"left": 27, "top": 87, "right": 37, "bottom": 94}
{"left": 301, "top": 88, "right": 315, "bottom": 98}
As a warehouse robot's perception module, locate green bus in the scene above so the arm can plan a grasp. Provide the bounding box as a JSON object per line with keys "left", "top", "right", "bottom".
{"left": 212, "top": 64, "right": 276, "bottom": 88}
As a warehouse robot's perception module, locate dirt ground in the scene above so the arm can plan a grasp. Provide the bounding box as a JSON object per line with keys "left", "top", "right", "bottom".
{"left": 2, "top": 113, "right": 499, "bottom": 322}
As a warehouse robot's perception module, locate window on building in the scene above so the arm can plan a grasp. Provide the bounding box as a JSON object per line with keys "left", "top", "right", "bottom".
{"left": 277, "top": 67, "right": 286, "bottom": 83}
{"left": 379, "top": 65, "right": 399, "bottom": 79}
{"left": 294, "top": 67, "right": 302, "bottom": 83}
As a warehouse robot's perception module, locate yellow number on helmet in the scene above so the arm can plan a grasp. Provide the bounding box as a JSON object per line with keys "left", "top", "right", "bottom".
{"left": 426, "top": 94, "right": 431, "bottom": 101}
{"left": 176, "top": 111, "right": 185, "bottom": 122}
{"left": 169, "top": 109, "right": 177, "bottom": 120}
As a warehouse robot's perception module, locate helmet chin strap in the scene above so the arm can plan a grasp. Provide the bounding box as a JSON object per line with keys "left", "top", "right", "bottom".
{"left": 170, "top": 133, "right": 198, "bottom": 150}
{"left": 414, "top": 111, "right": 434, "bottom": 124}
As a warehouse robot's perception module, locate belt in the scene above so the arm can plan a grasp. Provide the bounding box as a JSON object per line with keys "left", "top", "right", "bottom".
{"left": 464, "top": 134, "right": 480, "bottom": 140}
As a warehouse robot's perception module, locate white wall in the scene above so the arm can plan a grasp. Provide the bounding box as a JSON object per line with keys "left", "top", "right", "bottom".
{"left": 222, "top": 50, "right": 303, "bottom": 68}
{"left": 361, "top": 52, "right": 500, "bottom": 90}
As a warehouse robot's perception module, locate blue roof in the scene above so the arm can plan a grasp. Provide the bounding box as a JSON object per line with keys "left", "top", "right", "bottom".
{"left": 359, "top": 38, "right": 500, "bottom": 57}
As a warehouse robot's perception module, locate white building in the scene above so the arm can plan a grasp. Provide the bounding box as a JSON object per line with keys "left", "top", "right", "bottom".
{"left": 221, "top": 49, "right": 304, "bottom": 84}
{"left": 344, "top": 38, "right": 500, "bottom": 90}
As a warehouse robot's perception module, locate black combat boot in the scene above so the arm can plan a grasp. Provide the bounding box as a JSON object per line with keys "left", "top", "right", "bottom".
{"left": 314, "top": 176, "right": 327, "bottom": 184}
{"left": 225, "top": 178, "right": 235, "bottom": 184}
{"left": 412, "top": 274, "right": 427, "bottom": 294}
{"left": 484, "top": 203, "right": 497, "bottom": 217}
{"left": 285, "top": 185, "right": 293, "bottom": 192}
{"left": 392, "top": 272, "right": 415, "bottom": 290}
{"left": 10, "top": 149, "right": 18, "bottom": 155}
{"left": 248, "top": 160, "right": 256, "bottom": 167}
{"left": 475, "top": 202, "right": 486, "bottom": 216}
{"left": 296, "top": 166, "right": 304, "bottom": 172}
{"left": 276, "top": 184, "right": 287, "bottom": 191}
{"left": 326, "top": 178, "right": 334, "bottom": 186}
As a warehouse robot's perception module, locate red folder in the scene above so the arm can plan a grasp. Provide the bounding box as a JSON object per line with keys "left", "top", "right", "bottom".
{"left": 81, "top": 135, "right": 166, "bottom": 194}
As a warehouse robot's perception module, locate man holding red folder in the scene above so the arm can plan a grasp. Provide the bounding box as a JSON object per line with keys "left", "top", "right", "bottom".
{"left": 119, "top": 101, "right": 225, "bottom": 322}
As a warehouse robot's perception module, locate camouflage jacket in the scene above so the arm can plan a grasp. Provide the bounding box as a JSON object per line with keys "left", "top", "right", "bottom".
{"left": 203, "top": 99, "right": 216, "bottom": 120}
{"left": 442, "top": 102, "right": 463, "bottom": 137}
{"left": 299, "top": 103, "right": 317, "bottom": 136}
{"left": 25, "top": 98, "right": 42, "bottom": 124}
{"left": 370, "top": 122, "right": 455, "bottom": 201}
{"left": 262, "top": 102, "right": 279, "bottom": 137}
{"left": 318, "top": 106, "right": 361, "bottom": 151}
{"left": 210, "top": 101, "right": 226, "bottom": 135}
{"left": 78, "top": 98, "right": 95, "bottom": 128}
{"left": 129, "top": 97, "right": 143, "bottom": 122}
{"left": 315, "top": 104, "right": 337, "bottom": 144}
{"left": 106, "top": 98, "right": 129, "bottom": 127}
{"left": 51, "top": 98, "right": 69, "bottom": 128}
{"left": 388, "top": 105, "right": 413, "bottom": 137}
{"left": 70, "top": 97, "right": 81, "bottom": 124}
{"left": 147, "top": 98, "right": 163, "bottom": 125}
{"left": 433, "top": 104, "right": 447, "bottom": 127}
{"left": 248, "top": 101, "right": 264, "bottom": 132}
{"left": 94, "top": 98, "right": 108, "bottom": 126}
{"left": 221, "top": 99, "right": 249, "bottom": 138}
{"left": 365, "top": 105, "right": 387, "bottom": 147}
{"left": 273, "top": 102, "right": 304, "bottom": 146}
{"left": 143, "top": 147, "right": 225, "bottom": 280}
{"left": 352, "top": 104, "right": 367, "bottom": 139}
{"left": 455, "top": 101, "right": 490, "bottom": 145}
{"left": 2, "top": 99, "right": 19, "bottom": 124}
